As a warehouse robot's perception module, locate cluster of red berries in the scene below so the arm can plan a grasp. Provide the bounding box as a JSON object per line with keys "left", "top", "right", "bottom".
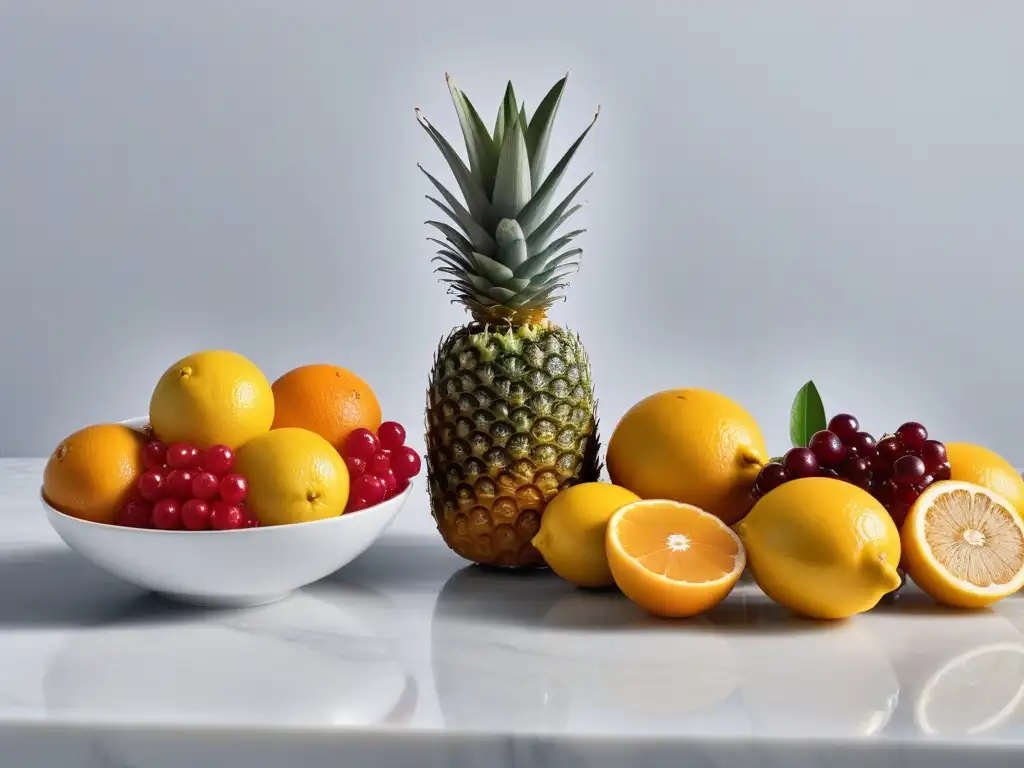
{"left": 341, "top": 421, "right": 421, "bottom": 512}
{"left": 117, "top": 441, "right": 256, "bottom": 531}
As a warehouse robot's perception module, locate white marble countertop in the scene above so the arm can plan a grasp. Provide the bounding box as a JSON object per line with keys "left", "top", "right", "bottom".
{"left": 3, "top": 459, "right": 1024, "bottom": 767}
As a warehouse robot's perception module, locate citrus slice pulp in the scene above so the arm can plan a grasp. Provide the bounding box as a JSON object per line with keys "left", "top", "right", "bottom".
{"left": 606, "top": 499, "right": 746, "bottom": 618}
{"left": 902, "top": 480, "right": 1024, "bottom": 608}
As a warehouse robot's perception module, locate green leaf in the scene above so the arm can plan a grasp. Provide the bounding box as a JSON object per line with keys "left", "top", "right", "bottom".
{"left": 428, "top": 236, "right": 473, "bottom": 260}
{"left": 493, "top": 81, "right": 518, "bottom": 147}
{"left": 517, "top": 229, "right": 584, "bottom": 274}
{"left": 471, "top": 252, "right": 516, "bottom": 285}
{"left": 516, "top": 105, "right": 598, "bottom": 237}
{"left": 419, "top": 164, "right": 497, "bottom": 254}
{"left": 425, "top": 221, "right": 474, "bottom": 258}
{"left": 491, "top": 118, "right": 532, "bottom": 219}
{"left": 519, "top": 102, "right": 528, "bottom": 131}
{"left": 524, "top": 173, "right": 592, "bottom": 253}
{"left": 445, "top": 75, "right": 499, "bottom": 197}
{"left": 416, "top": 109, "right": 494, "bottom": 228}
{"left": 524, "top": 74, "right": 567, "bottom": 193}
{"left": 495, "top": 218, "right": 528, "bottom": 269}
{"left": 506, "top": 283, "right": 564, "bottom": 308}
{"left": 790, "top": 380, "right": 826, "bottom": 448}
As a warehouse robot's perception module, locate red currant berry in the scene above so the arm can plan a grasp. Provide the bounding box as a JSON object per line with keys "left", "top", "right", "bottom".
{"left": 809, "top": 430, "right": 845, "bottom": 467}
{"left": 755, "top": 463, "right": 789, "bottom": 494}
{"left": 783, "top": 447, "right": 819, "bottom": 479}
{"left": 352, "top": 474, "right": 385, "bottom": 505}
{"left": 395, "top": 478, "right": 410, "bottom": 494}
{"left": 377, "top": 421, "right": 407, "bottom": 450}
{"left": 166, "top": 469, "right": 195, "bottom": 500}
{"left": 152, "top": 498, "right": 182, "bottom": 530}
{"left": 201, "top": 444, "right": 235, "bottom": 475}
{"left": 392, "top": 446, "right": 422, "bottom": 479}
{"left": 116, "top": 500, "right": 153, "bottom": 528}
{"left": 191, "top": 471, "right": 220, "bottom": 500}
{"left": 137, "top": 470, "right": 167, "bottom": 502}
{"left": 379, "top": 467, "right": 398, "bottom": 494}
{"left": 218, "top": 474, "right": 248, "bottom": 504}
{"left": 345, "top": 455, "right": 366, "bottom": 478}
{"left": 166, "top": 443, "right": 200, "bottom": 470}
{"left": 211, "top": 501, "right": 244, "bottom": 530}
{"left": 896, "top": 422, "right": 928, "bottom": 452}
{"left": 181, "top": 499, "right": 211, "bottom": 530}
{"left": 344, "top": 428, "right": 379, "bottom": 461}
{"left": 369, "top": 448, "right": 392, "bottom": 476}
{"left": 142, "top": 441, "right": 168, "bottom": 470}
{"left": 827, "top": 414, "right": 860, "bottom": 444}
{"left": 346, "top": 496, "right": 370, "bottom": 513}
{"left": 920, "top": 440, "right": 948, "bottom": 471}
{"left": 240, "top": 505, "right": 260, "bottom": 527}
{"left": 851, "top": 432, "right": 877, "bottom": 458}
{"left": 893, "top": 455, "right": 927, "bottom": 486}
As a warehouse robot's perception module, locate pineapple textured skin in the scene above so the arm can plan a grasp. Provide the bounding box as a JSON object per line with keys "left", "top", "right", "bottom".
{"left": 426, "top": 322, "right": 600, "bottom": 567}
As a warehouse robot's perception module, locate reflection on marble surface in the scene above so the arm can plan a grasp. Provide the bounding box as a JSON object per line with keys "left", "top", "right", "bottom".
{"left": 4, "top": 459, "right": 1024, "bottom": 766}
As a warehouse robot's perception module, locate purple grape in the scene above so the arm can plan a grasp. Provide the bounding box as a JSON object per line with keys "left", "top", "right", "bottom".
{"left": 809, "top": 430, "right": 846, "bottom": 467}
{"left": 896, "top": 422, "right": 928, "bottom": 452}
{"left": 893, "top": 454, "right": 927, "bottom": 486}
{"left": 920, "top": 440, "right": 947, "bottom": 472}
{"left": 828, "top": 414, "right": 860, "bottom": 444}
{"left": 756, "top": 463, "right": 789, "bottom": 494}
{"left": 784, "top": 447, "right": 820, "bottom": 479}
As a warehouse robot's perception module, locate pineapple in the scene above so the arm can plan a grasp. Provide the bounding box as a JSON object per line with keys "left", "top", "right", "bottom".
{"left": 417, "top": 73, "right": 601, "bottom": 568}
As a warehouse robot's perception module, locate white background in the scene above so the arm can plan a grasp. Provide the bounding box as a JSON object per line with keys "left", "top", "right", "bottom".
{"left": 3, "top": 1, "right": 1023, "bottom": 498}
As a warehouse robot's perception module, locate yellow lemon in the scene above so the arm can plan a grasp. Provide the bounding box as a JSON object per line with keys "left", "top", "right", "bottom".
{"left": 736, "top": 477, "right": 902, "bottom": 620}
{"left": 234, "top": 428, "right": 350, "bottom": 526}
{"left": 944, "top": 443, "right": 1024, "bottom": 517}
{"left": 149, "top": 349, "right": 274, "bottom": 450}
{"left": 606, "top": 389, "right": 768, "bottom": 525}
{"left": 902, "top": 480, "right": 1024, "bottom": 609}
{"left": 532, "top": 482, "right": 641, "bottom": 587}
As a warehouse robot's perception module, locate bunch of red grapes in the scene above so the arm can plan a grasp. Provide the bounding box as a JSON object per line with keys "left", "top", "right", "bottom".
{"left": 752, "top": 414, "right": 950, "bottom": 529}
{"left": 341, "top": 421, "right": 422, "bottom": 512}
{"left": 118, "top": 441, "right": 255, "bottom": 531}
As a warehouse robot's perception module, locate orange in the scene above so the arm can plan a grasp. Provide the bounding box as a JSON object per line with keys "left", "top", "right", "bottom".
{"left": 270, "top": 364, "right": 381, "bottom": 450}
{"left": 902, "top": 480, "right": 1024, "bottom": 608}
{"left": 234, "top": 428, "right": 350, "bottom": 526}
{"left": 150, "top": 349, "right": 275, "bottom": 450}
{"left": 42, "top": 424, "right": 147, "bottom": 524}
{"left": 607, "top": 389, "right": 768, "bottom": 525}
{"left": 606, "top": 499, "right": 746, "bottom": 618}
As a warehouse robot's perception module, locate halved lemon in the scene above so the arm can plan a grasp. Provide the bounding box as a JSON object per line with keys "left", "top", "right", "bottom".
{"left": 605, "top": 499, "right": 745, "bottom": 618}
{"left": 902, "top": 480, "right": 1024, "bottom": 608}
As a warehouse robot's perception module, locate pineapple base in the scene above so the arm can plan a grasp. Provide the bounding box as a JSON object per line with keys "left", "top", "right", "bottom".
{"left": 426, "top": 321, "right": 601, "bottom": 567}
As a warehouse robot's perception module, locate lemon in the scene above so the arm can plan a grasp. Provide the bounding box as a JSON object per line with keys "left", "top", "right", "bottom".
{"left": 606, "top": 388, "right": 768, "bottom": 525}
{"left": 902, "top": 480, "right": 1024, "bottom": 608}
{"left": 945, "top": 442, "right": 1024, "bottom": 516}
{"left": 531, "top": 482, "right": 640, "bottom": 588}
{"left": 736, "top": 477, "right": 902, "bottom": 620}
{"left": 234, "top": 428, "right": 350, "bottom": 526}
{"left": 150, "top": 349, "right": 274, "bottom": 450}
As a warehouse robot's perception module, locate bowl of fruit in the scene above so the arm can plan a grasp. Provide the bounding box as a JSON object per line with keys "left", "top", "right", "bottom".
{"left": 41, "top": 416, "right": 421, "bottom": 608}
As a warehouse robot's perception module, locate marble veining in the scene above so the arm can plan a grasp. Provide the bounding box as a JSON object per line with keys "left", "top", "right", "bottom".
{"left": 3, "top": 459, "right": 1024, "bottom": 767}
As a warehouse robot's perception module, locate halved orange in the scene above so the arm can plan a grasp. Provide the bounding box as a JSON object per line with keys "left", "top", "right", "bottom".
{"left": 606, "top": 499, "right": 746, "bottom": 618}
{"left": 902, "top": 480, "right": 1024, "bottom": 608}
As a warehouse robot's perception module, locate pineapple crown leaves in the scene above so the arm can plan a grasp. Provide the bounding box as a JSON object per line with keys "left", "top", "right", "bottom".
{"left": 416, "top": 73, "right": 599, "bottom": 320}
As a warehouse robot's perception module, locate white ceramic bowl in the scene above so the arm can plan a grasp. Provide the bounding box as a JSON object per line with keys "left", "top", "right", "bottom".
{"left": 41, "top": 419, "right": 412, "bottom": 608}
